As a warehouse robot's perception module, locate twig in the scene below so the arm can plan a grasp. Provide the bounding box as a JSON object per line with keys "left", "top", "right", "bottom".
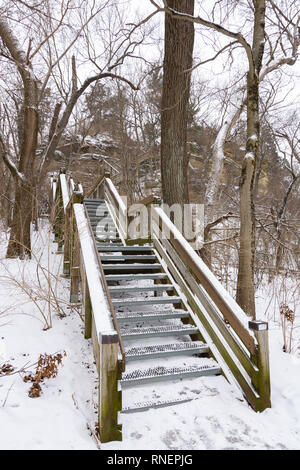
{"left": 72, "top": 393, "right": 101, "bottom": 449}
{"left": 2, "top": 380, "right": 15, "bottom": 407}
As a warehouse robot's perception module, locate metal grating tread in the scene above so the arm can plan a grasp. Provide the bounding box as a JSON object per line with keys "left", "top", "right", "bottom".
{"left": 109, "top": 284, "right": 174, "bottom": 293}
{"left": 105, "top": 273, "right": 168, "bottom": 281}
{"left": 90, "top": 221, "right": 115, "bottom": 225}
{"left": 125, "top": 341, "right": 209, "bottom": 359}
{"left": 96, "top": 237, "right": 121, "bottom": 242}
{"left": 97, "top": 246, "right": 154, "bottom": 252}
{"left": 121, "top": 397, "right": 195, "bottom": 413}
{"left": 121, "top": 324, "right": 198, "bottom": 339}
{"left": 103, "top": 263, "right": 161, "bottom": 270}
{"left": 121, "top": 364, "right": 221, "bottom": 385}
{"left": 84, "top": 198, "right": 106, "bottom": 202}
{"left": 100, "top": 255, "right": 156, "bottom": 261}
{"left": 112, "top": 296, "right": 181, "bottom": 307}
{"left": 116, "top": 310, "right": 189, "bottom": 322}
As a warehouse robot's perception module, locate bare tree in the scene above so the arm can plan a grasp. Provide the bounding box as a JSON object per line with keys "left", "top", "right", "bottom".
{"left": 151, "top": 0, "right": 299, "bottom": 317}
{"left": 0, "top": 1, "right": 139, "bottom": 258}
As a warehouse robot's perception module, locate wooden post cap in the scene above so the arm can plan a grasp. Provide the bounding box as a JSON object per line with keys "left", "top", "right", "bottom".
{"left": 100, "top": 331, "right": 119, "bottom": 344}
{"left": 248, "top": 320, "right": 268, "bottom": 331}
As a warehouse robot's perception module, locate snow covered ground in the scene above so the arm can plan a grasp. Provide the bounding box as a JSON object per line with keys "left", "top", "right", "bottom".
{"left": 0, "top": 222, "right": 299, "bottom": 450}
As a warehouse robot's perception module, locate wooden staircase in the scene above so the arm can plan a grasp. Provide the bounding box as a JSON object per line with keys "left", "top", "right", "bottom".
{"left": 52, "top": 169, "right": 271, "bottom": 443}
{"left": 84, "top": 197, "right": 222, "bottom": 406}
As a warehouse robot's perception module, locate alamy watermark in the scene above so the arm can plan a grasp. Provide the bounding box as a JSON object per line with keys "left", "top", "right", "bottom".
{"left": 95, "top": 198, "right": 204, "bottom": 250}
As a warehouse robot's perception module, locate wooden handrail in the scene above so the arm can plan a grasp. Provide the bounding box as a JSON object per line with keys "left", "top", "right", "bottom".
{"left": 151, "top": 205, "right": 270, "bottom": 411}
{"left": 105, "top": 178, "right": 127, "bottom": 215}
{"left": 59, "top": 173, "right": 70, "bottom": 212}
{"left": 152, "top": 206, "right": 256, "bottom": 354}
{"left": 73, "top": 204, "right": 116, "bottom": 334}
{"left": 83, "top": 203, "right": 126, "bottom": 371}
{"left": 104, "top": 177, "right": 127, "bottom": 240}
{"left": 73, "top": 203, "right": 122, "bottom": 441}
{"left": 87, "top": 170, "right": 110, "bottom": 199}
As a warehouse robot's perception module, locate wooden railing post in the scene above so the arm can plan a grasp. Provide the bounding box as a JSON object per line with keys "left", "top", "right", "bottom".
{"left": 70, "top": 191, "right": 84, "bottom": 303}
{"left": 98, "top": 171, "right": 110, "bottom": 199}
{"left": 249, "top": 321, "right": 271, "bottom": 411}
{"left": 63, "top": 200, "right": 72, "bottom": 276}
{"left": 56, "top": 169, "right": 66, "bottom": 253}
{"left": 51, "top": 177, "right": 58, "bottom": 235}
{"left": 82, "top": 269, "right": 92, "bottom": 339}
{"left": 99, "top": 332, "right": 122, "bottom": 443}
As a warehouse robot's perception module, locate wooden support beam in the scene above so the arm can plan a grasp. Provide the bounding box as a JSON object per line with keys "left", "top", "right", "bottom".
{"left": 70, "top": 266, "right": 80, "bottom": 304}
{"left": 99, "top": 333, "right": 122, "bottom": 443}
{"left": 82, "top": 271, "right": 92, "bottom": 339}
{"left": 249, "top": 321, "right": 271, "bottom": 411}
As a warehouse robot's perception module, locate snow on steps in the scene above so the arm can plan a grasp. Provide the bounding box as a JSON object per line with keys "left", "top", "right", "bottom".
{"left": 121, "top": 364, "right": 222, "bottom": 386}
{"left": 121, "top": 324, "right": 199, "bottom": 340}
{"left": 125, "top": 341, "right": 209, "bottom": 361}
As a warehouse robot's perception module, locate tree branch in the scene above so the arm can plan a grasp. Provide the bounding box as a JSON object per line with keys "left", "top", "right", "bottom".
{"left": 0, "top": 132, "right": 24, "bottom": 183}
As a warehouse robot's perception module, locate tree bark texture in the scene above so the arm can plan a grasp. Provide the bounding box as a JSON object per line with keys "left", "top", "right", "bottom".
{"left": 236, "top": 0, "right": 266, "bottom": 318}
{"left": 161, "top": 0, "right": 195, "bottom": 206}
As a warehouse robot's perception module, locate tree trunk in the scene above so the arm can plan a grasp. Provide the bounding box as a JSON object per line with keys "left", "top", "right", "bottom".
{"left": 161, "top": 0, "right": 195, "bottom": 207}
{"left": 6, "top": 181, "right": 32, "bottom": 258}
{"left": 236, "top": 0, "right": 266, "bottom": 318}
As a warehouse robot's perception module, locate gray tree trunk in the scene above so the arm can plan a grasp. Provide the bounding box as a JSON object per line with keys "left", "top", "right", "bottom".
{"left": 161, "top": 0, "right": 195, "bottom": 207}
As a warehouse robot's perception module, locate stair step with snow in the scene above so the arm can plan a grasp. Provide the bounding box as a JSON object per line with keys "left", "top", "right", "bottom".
{"left": 121, "top": 364, "right": 222, "bottom": 386}
{"left": 90, "top": 220, "right": 114, "bottom": 225}
{"left": 125, "top": 341, "right": 209, "bottom": 361}
{"left": 84, "top": 198, "right": 106, "bottom": 203}
{"left": 112, "top": 296, "right": 182, "bottom": 308}
{"left": 116, "top": 310, "right": 189, "bottom": 323}
{"left": 121, "top": 397, "right": 196, "bottom": 413}
{"left": 121, "top": 324, "right": 198, "bottom": 340}
{"left": 109, "top": 284, "right": 174, "bottom": 294}
{"left": 96, "top": 237, "right": 122, "bottom": 243}
{"left": 86, "top": 210, "right": 110, "bottom": 215}
{"left": 103, "top": 263, "right": 162, "bottom": 273}
{"left": 100, "top": 255, "right": 157, "bottom": 262}
{"left": 94, "top": 227, "right": 118, "bottom": 233}
{"left": 105, "top": 273, "right": 168, "bottom": 282}
{"left": 97, "top": 245, "right": 154, "bottom": 252}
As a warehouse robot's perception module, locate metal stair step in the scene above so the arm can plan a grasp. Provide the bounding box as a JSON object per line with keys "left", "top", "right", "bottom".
{"left": 121, "top": 364, "right": 222, "bottom": 386}
{"left": 100, "top": 255, "right": 156, "bottom": 262}
{"left": 109, "top": 284, "right": 174, "bottom": 293}
{"left": 105, "top": 273, "right": 168, "bottom": 281}
{"left": 96, "top": 237, "right": 121, "bottom": 242}
{"left": 84, "top": 199, "right": 106, "bottom": 203}
{"left": 88, "top": 212, "right": 112, "bottom": 217}
{"left": 95, "top": 232, "right": 119, "bottom": 238}
{"left": 89, "top": 218, "right": 114, "bottom": 222}
{"left": 94, "top": 228, "right": 118, "bottom": 233}
{"left": 86, "top": 210, "right": 109, "bottom": 215}
{"left": 121, "top": 324, "right": 198, "bottom": 340}
{"left": 125, "top": 341, "right": 209, "bottom": 361}
{"left": 91, "top": 224, "right": 115, "bottom": 229}
{"left": 86, "top": 209, "right": 109, "bottom": 215}
{"left": 116, "top": 310, "right": 189, "bottom": 323}
{"left": 112, "top": 296, "right": 181, "bottom": 307}
{"left": 121, "top": 397, "right": 196, "bottom": 413}
{"left": 103, "top": 263, "right": 162, "bottom": 272}
{"left": 97, "top": 245, "right": 154, "bottom": 253}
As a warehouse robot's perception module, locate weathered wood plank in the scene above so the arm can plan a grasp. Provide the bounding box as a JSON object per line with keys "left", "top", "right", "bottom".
{"left": 99, "top": 335, "right": 122, "bottom": 443}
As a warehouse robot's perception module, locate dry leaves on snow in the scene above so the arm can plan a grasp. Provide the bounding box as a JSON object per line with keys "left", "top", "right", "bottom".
{"left": 23, "top": 351, "right": 66, "bottom": 398}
